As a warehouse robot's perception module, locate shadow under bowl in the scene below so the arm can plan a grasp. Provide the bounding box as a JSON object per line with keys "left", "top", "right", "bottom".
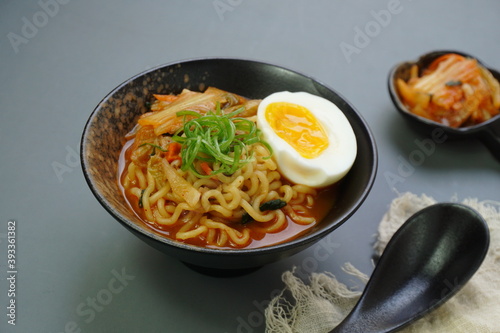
{"left": 81, "top": 58, "right": 377, "bottom": 277}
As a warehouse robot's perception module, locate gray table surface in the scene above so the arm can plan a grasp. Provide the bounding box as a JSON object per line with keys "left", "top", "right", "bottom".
{"left": 1, "top": 1, "right": 499, "bottom": 332}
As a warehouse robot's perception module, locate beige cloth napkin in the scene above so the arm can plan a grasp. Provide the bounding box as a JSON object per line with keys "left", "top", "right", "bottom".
{"left": 265, "top": 192, "right": 500, "bottom": 333}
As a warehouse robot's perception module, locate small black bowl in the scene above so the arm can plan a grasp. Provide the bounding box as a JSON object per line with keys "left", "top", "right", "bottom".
{"left": 81, "top": 58, "right": 377, "bottom": 277}
{"left": 388, "top": 50, "right": 500, "bottom": 162}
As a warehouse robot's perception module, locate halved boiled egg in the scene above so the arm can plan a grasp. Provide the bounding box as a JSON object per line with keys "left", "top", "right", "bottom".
{"left": 257, "top": 91, "right": 357, "bottom": 188}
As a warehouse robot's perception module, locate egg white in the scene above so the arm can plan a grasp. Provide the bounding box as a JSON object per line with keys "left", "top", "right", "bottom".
{"left": 257, "top": 91, "right": 357, "bottom": 188}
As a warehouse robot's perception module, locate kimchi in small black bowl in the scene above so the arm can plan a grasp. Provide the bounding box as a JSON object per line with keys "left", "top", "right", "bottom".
{"left": 388, "top": 50, "right": 500, "bottom": 162}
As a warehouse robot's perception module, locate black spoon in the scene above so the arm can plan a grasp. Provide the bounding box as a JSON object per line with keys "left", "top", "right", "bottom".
{"left": 330, "top": 203, "right": 490, "bottom": 333}
{"left": 388, "top": 50, "right": 500, "bottom": 162}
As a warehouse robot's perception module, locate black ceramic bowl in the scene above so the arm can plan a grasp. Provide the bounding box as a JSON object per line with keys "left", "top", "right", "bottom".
{"left": 81, "top": 58, "right": 377, "bottom": 276}
{"left": 388, "top": 50, "right": 500, "bottom": 161}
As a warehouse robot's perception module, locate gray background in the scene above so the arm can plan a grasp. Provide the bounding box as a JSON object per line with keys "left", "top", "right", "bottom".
{"left": 1, "top": 1, "right": 499, "bottom": 332}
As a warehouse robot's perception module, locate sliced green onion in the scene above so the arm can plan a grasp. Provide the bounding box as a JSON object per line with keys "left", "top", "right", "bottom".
{"left": 139, "top": 142, "right": 167, "bottom": 156}
{"left": 172, "top": 103, "right": 272, "bottom": 178}
{"left": 138, "top": 143, "right": 167, "bottom": 152}
{"left": 259, "top": 199, "right": 287, "bottom": 211}
{"left": 445, "top": 80, "right": 462, "bottom": 87}
{"left": 138, "top": 189, "right": 145, "bottom": 208}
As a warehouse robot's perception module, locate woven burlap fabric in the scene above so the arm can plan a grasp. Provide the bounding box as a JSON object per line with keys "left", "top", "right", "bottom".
{"left": 265, "top": 192, "right": 500, "bottom": 333}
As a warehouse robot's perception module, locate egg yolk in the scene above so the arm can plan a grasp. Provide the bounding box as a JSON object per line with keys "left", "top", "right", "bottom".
{"left": 265, "top": 102, "right": 329, "bottom": 159}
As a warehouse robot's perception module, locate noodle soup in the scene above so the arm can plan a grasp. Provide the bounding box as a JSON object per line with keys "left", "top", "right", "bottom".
{"left": 118, "top": 87, "right": 349, "bottom": 249}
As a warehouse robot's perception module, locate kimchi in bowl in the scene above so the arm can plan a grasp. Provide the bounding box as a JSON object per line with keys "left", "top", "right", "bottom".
{"left": 81, "top": 58, "right": 377, "bottom": 276}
